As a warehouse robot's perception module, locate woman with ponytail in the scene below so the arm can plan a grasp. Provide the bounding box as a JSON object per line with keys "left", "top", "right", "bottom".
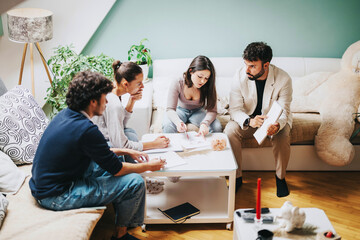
{"left": 93, "top": 61, "right": 169, "bottom": 155}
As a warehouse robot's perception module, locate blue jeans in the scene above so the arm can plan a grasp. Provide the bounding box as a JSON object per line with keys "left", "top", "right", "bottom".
{"left": 162, "top": 106, "right": 222, "bottom": 133}
{"left": 37, "top": 161, "right": 145, "bottom": 227}
{"left": 108, "top": 128, "right": 139, "bottom": 163}
{"left": 124, "top": 128, "right": 139, "bottom": 142}
{"left": 124, "top": 128, "right": 139, "bottom": 163}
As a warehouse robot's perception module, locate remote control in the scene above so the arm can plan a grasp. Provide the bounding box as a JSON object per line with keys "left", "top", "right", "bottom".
{"left": 241, "top": 213, "right": 274, "bottom": 223}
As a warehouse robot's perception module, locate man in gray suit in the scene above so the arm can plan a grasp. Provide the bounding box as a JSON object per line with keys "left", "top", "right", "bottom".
{"left": 224, "top": 42, "right": 292, "bottom": 197}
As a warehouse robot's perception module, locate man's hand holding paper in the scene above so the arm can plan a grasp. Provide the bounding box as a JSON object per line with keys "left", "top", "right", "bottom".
{"left": 267, "top": 122, "right": 280, "bottom": 136}
{"left": 249, "top": 115, "right": 267, "bottom": 128}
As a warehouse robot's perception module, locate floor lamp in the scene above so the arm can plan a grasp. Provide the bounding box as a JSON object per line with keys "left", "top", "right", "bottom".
{"left": 7, "top": 8, "right": 53, "bottom": 97}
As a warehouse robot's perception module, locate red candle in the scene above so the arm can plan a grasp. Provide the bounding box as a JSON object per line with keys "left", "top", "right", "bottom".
{"left": 256, "top": 178, "right": 261, "bottom": 220}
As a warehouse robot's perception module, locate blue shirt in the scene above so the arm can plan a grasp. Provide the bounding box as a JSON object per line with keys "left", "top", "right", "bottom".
{"left": 29, "top": 108, "right": 123, "bottom": 200}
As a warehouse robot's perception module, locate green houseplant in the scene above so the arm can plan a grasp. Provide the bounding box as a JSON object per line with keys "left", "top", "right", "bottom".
{"left": 45, "top": 45, "right": 114, "bottom": 117}
{"left": 128, "top": 38, "right": 152, "bottom": 80}
{"left": 128, "top": 38, "right": 152, "bottom": 66}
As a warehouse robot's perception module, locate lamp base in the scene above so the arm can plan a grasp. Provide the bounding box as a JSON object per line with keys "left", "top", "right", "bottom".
{"left": 18, "top": 42, "right": 52, "bottom": 96}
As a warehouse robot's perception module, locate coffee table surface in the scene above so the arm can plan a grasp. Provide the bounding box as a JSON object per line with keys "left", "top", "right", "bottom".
{"left": 141, "top": 132, "right": 237, "bottom": 175}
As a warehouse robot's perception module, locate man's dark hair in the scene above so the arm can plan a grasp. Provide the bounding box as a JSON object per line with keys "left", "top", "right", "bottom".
{"left": 243, "top": 42, "right": 273, "bottom": 64}
{"left": 66, "top": 70, "right": 113, "bottom": 111}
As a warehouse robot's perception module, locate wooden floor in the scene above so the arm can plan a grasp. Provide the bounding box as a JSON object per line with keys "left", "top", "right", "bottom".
{"left": 91, "top": 171, "right": 360, "bottom": 240}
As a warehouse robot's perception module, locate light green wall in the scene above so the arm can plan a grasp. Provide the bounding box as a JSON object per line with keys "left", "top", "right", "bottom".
{"left": 0, "top": 18, "right": 3, "bottom": 36}
{"left": 83, "top": 0, "right": 360, "bottom": 63}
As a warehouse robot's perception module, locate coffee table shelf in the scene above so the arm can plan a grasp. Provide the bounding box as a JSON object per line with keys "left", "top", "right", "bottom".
{"left": 141, "top": 133, "right": 237, "bottom": 231}
{"left": 145, "top": 176, "right": 229, "bottom": 224}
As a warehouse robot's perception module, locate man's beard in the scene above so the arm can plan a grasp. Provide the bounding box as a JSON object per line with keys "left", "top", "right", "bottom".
{"left": 247, "top": 66, "right": 265, "bottom": 81}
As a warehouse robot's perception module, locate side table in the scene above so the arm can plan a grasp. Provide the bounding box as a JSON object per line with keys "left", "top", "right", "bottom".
{"left": 233, "top": 208, "right": 336, "bottom": 240}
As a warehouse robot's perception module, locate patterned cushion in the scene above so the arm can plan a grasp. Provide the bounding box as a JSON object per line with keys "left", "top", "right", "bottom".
{"left": 0, "top": 86, "right": 49, "bottom": 165}
{"left": 0, "top": 78, "right": 7, "bottom": 97}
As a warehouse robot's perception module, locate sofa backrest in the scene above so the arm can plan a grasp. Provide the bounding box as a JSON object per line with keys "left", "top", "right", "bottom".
{"left": 152, "top": 57, "right": 341, "bottom": 109}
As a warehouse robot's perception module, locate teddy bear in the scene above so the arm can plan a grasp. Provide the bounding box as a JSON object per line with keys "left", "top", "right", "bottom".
{"left": 291, "top": 40, "right": 360, "bottom": 166}
{"left": 277, "top": 201, "right": 306, "bottom": 232}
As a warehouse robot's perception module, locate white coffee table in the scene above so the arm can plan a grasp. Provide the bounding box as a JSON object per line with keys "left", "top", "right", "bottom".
{"left": 140, "top": 133, "right": 238, "bottom": 231}
{"left": 233, "top": 208, "right": 336, "bottom": 240}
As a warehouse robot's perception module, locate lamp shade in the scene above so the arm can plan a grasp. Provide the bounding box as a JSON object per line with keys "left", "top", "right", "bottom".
{"left": 7, "top": 8, "right": 53, "bottom": 43}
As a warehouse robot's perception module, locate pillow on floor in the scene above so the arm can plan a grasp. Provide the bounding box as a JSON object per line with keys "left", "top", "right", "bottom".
{"left": 0, "top": 86, "right": 49, "bottom": 165}
{"left": 0, "top": 150, "right": 27, "bottom": 194}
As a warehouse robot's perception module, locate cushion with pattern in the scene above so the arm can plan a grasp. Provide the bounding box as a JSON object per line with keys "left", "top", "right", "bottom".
{"left": 0, "top": 86, "right": 49, "bottom": 165}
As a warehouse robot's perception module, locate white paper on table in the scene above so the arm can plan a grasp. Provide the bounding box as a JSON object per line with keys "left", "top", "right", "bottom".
{"left": 141, "top": 134, "right": 183, "bottom": 154}
{"left": 151, "top": 151, "right": 187, "bottom": 169}
{"left": 180, "top": 131, "right": 211, "bottom": 150}
{"left": 253, "top": 101, "right": 283, "bottom": 145}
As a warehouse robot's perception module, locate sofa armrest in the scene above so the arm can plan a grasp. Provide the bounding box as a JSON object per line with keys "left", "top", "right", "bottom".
{"left": 121, "top": 81, "right": 153, "bottom": 138}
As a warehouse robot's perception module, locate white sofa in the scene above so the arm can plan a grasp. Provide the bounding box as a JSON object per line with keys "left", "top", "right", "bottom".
{"left": 127, "top": 57, "right": 360, "bottom": 171}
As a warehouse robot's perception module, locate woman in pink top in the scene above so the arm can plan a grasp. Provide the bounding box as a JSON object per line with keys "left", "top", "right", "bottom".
{"left": 162, "top": 55, "right": 222, "bottom": 136}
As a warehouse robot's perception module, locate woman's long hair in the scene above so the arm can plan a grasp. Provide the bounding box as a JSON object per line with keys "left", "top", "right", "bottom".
{"left": 183, "top": 55, "right": 217, "bottom": 110}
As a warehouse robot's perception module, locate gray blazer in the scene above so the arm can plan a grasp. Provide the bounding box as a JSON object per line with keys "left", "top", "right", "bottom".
{"left": 229, "top": 64, "right": 293, "bottom": 131}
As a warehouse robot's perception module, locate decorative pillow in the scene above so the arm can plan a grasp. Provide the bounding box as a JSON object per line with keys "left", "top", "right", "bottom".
{"left": 0, "top": 86, "right": 49, "bottom": 165}
{"left": 0, "top": 193, "right": 9, "bottom": 229}
{"left": 0, "top": 78, "right": 7, "bottom": 97}
{"left": 0, "top": 150, "right": 27, "bottom": 194}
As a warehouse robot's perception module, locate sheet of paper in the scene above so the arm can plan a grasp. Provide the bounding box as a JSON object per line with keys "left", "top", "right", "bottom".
{"left": 142, "top": 134, "right": 183, "bottom": 154}
{"left": 151, "top": 151, "right": 187, "bottom": 169}
{"left": 253, "top": 101, "right": 283, "bottom": 145}
{"left": 180, "top": 131, "right": 211, "bottom": 150}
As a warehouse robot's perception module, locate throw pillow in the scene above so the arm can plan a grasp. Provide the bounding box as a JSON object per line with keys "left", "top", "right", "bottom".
{"left": 0, "top": 86, "right": 49, "bottom": 165}
{"left": 0, "top": 150, "right": 27, "bottom": 194}
{"left": 0, "top": 193, "right": 9, "bottom": 229}
{"left": 0, "top": 78, "right": 7, "bottom": 97}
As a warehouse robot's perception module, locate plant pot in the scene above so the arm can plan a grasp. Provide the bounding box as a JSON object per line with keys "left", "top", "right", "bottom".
{"left": 139, "top": 64, "right": 149, "bottom": 82}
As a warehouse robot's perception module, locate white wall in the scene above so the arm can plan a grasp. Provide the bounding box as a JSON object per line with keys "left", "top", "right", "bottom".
{"left": 0, "top": 0, "right": 115, "bottom": 106}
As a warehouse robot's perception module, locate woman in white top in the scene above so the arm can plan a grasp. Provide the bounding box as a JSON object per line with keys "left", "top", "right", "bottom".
{"left": 93, "top": 61, "right": 169, "bottom": 156}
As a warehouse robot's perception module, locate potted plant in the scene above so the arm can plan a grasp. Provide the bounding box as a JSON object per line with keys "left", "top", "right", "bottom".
{"left": 128, "top": 38, "right": 152, "bottom": 80}
{"left": 45, "top": 45, "right": 114, "bottom": 117}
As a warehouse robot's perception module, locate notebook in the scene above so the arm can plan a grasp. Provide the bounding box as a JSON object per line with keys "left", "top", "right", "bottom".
{"left": 158, "top": 202, "right": 200, "bottom": 223}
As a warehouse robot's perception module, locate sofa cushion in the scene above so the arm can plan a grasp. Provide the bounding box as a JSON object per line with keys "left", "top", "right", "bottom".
{"left": 150, "top": 110, "right": 340, "bottom": 147}
{"left": 0, "top": 86, "right": 49, "bottom": 165}
{"left": 0, "top": 164, "right": 105, "bottom": 240}
{"left": 0, "top": 150, "right": 27, "bottom": 194}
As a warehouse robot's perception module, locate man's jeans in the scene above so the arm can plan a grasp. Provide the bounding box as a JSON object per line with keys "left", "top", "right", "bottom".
{"left": 162, "top": 106, "right": 222, "bottom": 133}
{"left": 37, "top": 161, "right": 145, "bottom": 227}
